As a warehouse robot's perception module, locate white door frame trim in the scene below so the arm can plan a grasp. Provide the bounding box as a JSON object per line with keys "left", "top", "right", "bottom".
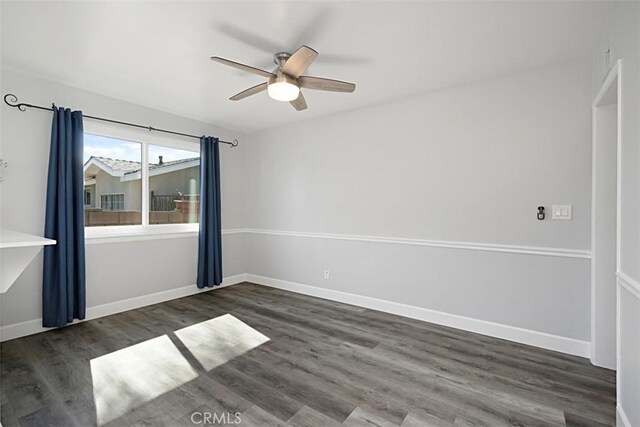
{"left": 590, "top": 59, "right": 622, "bottom": 371}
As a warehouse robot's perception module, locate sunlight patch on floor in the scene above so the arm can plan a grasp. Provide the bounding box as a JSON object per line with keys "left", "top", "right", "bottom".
{"left": 90, "top": 334, "right": 198, "bottom": 426}
{"left": 175, "top": 314, "right": 270, "bottom": 371}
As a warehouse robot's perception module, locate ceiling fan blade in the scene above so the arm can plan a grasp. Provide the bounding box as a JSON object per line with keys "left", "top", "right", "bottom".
{"left": 290, "top": 91, "right": 308, "bottom": 111}
{"left": 298, "top": 76, "right": 355, "bottom": 93}
{"left": 281, "top": 46, "right": 318, "bottom": 78}
{"left": 210, "top": 57, "right": 275, "bottom": 78}
{"left": 230, "top": 83, "right": 268, "bottom": 101}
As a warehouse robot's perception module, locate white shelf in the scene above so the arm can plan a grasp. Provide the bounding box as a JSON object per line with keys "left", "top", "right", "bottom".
{"left": 0, "top": 228, "right": 56, "bottom": 249}
{"left": 0, "top": 228, "right": 56, "bottom": 294}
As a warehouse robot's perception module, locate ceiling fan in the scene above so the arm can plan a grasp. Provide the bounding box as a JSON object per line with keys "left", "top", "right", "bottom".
{"left": 210, "top": 45, "right": 356, "bottom": 111}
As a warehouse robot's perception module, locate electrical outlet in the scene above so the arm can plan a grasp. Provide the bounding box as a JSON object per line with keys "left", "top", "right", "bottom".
{"left": 323, "top": 270, "right": 330, "bottom": 280}
{"left": 552, "top": 204, "right": 572, "bottom": 220}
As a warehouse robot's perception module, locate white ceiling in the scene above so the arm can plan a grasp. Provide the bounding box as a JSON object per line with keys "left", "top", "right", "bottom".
{"left": 1, "top": 1, "right": 613, "bottom": 133}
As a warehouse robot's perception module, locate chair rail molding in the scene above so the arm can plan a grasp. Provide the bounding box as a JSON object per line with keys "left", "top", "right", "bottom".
{"left": 243, "top": 228, "right": 591, "bottom": 259}
{"left": 82, "top": 228, "right": 591, "bottom": 258}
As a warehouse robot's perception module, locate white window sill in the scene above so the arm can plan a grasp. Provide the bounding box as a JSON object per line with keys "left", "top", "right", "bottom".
{"left": 85, "top": 224, "right": 199, "bottom": 244}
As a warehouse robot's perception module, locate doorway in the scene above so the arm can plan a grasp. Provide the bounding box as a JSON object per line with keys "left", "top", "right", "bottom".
{"left": 591, "top": 60, "right": 621, "bottom": 369}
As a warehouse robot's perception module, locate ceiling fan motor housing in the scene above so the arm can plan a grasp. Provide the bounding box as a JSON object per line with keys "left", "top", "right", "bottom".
{"left": 268, "top": 52, "right": 301, "bottom": 102}
{"left": 273, "top": 52, "right": 292, "bottom": 67}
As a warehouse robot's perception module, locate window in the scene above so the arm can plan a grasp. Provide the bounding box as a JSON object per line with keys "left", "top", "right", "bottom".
{"left": 83, "top": 127, "right": 200, "bottom": 236}
{"left": 84, "top": 189, "right": 92, "bottom": 207}
{"left": 84, "top": 133, "right": 142, "bottom": 227}
{"left": 148, "top": 145, "right": 200, "bottom": 225}
{"left": 100, "top": 194, "right": 124, "bottom": 211}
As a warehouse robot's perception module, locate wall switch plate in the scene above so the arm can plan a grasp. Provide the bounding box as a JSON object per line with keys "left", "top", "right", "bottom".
{"left": 323, "top": 270, "right": 330, "bottom": 280}
{"left": 552, "top": 204, "right": 572, "bottom": 220}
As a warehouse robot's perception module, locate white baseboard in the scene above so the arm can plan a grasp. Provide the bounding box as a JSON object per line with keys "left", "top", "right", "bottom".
{"left": 2, "top": 272, "right": 591, "bottom": 358}
{"left": 247, "top": 274, "right": 591, "bottom": 358}
{"left": 617, "top": 404, "right": 632, "bottom": 427}
{"left": 0, "top": 273, "right": 247, "bottom": 342}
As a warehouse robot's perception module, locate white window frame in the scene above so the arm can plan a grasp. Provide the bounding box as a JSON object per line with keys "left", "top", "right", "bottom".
{"left": 83, "top": 121, "right": 200, "bottom": 243}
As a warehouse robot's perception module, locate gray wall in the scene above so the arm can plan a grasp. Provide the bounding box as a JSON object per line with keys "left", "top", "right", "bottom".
{"left": 0, "top": 69, "right": 247, "bottom": 326}
{"left": 245, "top": 59, "right": 593, "bottom": 342}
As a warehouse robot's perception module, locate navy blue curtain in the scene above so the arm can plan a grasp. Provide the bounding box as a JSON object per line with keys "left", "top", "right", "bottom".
{"left": 43, "top": 107, "right": 86, "bottom": 327}
{"left": 197, "top": 136, "right": 223, "bottom": 288}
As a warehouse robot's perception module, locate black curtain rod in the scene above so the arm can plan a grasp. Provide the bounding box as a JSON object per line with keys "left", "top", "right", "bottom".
{"left": 3, "top": 94, "right": 238, "bottom": 147}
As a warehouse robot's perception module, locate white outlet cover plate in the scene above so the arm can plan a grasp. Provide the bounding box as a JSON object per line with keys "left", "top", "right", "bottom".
{"left": 551, "top": 204, "right": 572, "bottom": 220}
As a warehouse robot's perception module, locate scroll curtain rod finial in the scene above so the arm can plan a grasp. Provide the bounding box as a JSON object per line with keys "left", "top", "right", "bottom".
{"left": 4, "top": 93, "right": 27, "bottom": 111}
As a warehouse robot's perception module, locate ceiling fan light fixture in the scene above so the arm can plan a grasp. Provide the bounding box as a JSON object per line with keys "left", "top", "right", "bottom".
{"left": 267, "top": 72, "right": 300, "bottom": 102}
{"left": 267, "top": 82, "right": 300, "bottom": 102}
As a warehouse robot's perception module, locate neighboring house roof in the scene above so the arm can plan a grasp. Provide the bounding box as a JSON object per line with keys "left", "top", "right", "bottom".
{"left": 127, "top": 157, "right": 199, "bottom": 175}
{"left": 83, "top": 156, "right": 199, "bottom": 183}
{"left": 92, "top": 157, "right": 142, "bottom": 173}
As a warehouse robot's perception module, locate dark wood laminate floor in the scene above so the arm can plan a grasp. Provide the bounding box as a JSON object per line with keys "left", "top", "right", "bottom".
{"left": 1, "top": 283, "right": 615, "bottom": 427}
